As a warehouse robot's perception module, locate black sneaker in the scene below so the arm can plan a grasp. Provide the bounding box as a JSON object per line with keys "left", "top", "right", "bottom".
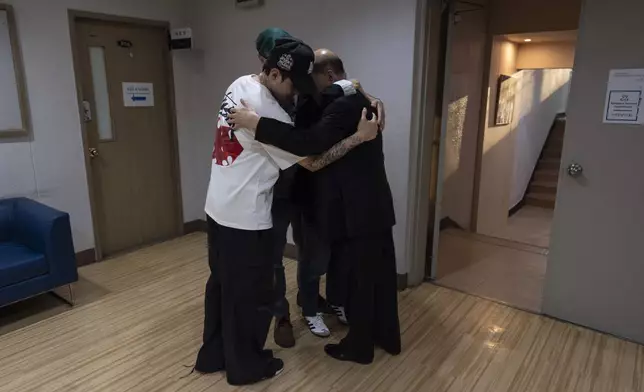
{"left": 263, "top": 358, "right": 285, "bottom": 380}
{"left": 227, "top": 358, "right": 284, "bottom": 385}
{"left": 194, "top": 345, "right": 225, "bottom": 374}
{"left": 324, "top": 344, "right": 373, "bottom": 365}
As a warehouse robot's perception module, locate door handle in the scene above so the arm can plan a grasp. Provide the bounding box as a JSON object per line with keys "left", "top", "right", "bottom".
{"left": 88, "top": 147, "right": 99, "bottom": 159}
{"left": 567, "top": 162, "right": 583, "bottom": 178}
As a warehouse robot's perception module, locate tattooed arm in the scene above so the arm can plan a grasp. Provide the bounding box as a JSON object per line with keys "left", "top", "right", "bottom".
{"left": 298, "top": 133, "right": 365, "bottom": 172}
{"left": 298, "top": 108, "right": 379, "bottom": 172}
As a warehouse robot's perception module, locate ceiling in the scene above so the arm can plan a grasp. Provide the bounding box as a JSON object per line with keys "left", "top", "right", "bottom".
{"left": 503, "top": 30, "right": 578, "bottom": 44}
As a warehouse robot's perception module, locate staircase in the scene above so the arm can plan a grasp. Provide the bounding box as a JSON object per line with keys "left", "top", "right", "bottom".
{"left": 525, "top": 115, "right": 566, "bottom": 209}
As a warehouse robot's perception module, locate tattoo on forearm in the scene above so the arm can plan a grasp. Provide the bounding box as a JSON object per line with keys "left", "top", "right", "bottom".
{"left": 302, "top": 134, "right": 363, "bottom": 172}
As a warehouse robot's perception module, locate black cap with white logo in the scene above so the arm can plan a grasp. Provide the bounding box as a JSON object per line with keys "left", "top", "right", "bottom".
{"left": 265, "top": 37, "right": 317, "bottom": 96}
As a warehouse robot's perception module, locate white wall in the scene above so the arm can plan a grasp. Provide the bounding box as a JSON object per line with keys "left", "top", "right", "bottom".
{"left": 191, "top": 0, "right": 418, "bottom": 273}
{"left": 477, "top": 38, "right": 517, "bottom": 236}
{"left": 478, "top": 59, "right": 572, "bottom": 233}
{"left": 509, "top": 69, "right": 571, "bottom": 208}
{"left": 0, "top": 0, "right": 198, "bottom": 252}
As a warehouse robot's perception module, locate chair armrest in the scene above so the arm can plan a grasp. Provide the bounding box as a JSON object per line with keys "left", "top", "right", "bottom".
{"left": 12, "top": 199, "right": 77, "bottom": 280}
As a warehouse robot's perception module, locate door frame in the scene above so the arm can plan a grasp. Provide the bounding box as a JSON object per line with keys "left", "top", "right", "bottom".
{"left": 68, "top": 10, "right": 184, "bottom": 261}
{"left": 428, "top": 0, "right": 457, "bottom": 281}
{"left": 468, "top": 34, "right": 494, "bottom": 233}
{"left": 405, "top": 0, "right": 450, "bottom": 286}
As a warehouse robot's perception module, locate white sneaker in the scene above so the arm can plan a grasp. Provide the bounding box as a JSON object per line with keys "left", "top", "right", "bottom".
{"left": 305, "top": 313, "right": 331, "bottom": 337}
{"left": 330, "top": 305, "right": 348, "bottom": 325}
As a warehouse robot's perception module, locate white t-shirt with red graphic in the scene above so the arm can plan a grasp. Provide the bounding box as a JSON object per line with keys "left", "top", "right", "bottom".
{"left": 205, "top": 75, "right": 303, "bottom": 230}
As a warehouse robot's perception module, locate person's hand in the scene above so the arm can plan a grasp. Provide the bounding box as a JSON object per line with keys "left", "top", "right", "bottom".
{"left": 371, "top": 98, "right": 385, "bottom": 131}
{"left": 356, "top": 108, "right": 379, "bottom": 142}
{"left": 351, "top": 79, "right": 386, "bottom": 131}
{"left": 229, "top": 99, "right": 260, "bottom": 131}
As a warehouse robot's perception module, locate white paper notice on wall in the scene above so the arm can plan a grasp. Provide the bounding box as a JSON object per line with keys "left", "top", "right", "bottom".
{"left": 122, "top": 82, "right": 154, "bottom": 107}
{"left": 603, "top": 69, "right": 644, "bottom": 124}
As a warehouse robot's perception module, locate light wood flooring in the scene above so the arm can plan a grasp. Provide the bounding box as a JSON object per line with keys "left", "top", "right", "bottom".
{"left": 1, "top": 233, "right": 643, "bottom": 392}
{"left": 436, "top": 229, "right": 547, "bottom": 312}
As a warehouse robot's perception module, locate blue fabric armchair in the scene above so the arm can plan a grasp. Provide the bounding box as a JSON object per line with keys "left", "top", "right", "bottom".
{"left": 0, "top": 198, "right": 78, "bottom": 307}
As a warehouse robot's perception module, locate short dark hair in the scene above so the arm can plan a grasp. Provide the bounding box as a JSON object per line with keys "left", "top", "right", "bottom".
{"left": 262, "top": 64, "right": 292, "bottom": 81}
{"left": 313, "top": 57, "right": 345, "bottom": 75}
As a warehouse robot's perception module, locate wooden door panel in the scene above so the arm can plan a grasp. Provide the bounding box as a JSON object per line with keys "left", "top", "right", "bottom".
{"left": 542, "top": 0, "right": 644, "bottom": 343}
{"left": 77, "top": 19, "right": 180, "bottom": 257}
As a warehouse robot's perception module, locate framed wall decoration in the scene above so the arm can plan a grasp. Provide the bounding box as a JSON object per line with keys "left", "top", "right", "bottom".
{"left": 495, "top": 74, "right": 516, "bottom": 126}
{"left": 0, "top": 4, "right": 30, "bottom": 139}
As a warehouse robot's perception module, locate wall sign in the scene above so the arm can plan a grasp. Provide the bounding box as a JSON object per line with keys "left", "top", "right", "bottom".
{"left": 603, "top": 69, "right": 644, "bottom": 124}
{"left": 122, "top": 82, "right": 154, "bottom": 107}
{"left": 170, "top": 27, "right": 192, "bottom": 50}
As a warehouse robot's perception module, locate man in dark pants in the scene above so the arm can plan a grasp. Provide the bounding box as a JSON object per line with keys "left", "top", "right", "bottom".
{"left": 256, "top": 29, "right": 369, "bottom": 344}
{"left": 229, "top": 50, "right": 401, "bottom": 364}
{"left": 287, "top": 88, "right": 356, "bottom": 330}
{"left": 256, "top": 28, "right": 299, "bottom": 348}
{"left": 256, "top": 29, "right": 335, "bottom": 346}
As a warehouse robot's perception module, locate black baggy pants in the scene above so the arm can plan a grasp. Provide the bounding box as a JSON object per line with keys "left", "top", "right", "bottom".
{"left": 336, "top": 229, "right": 401, "bottom": 362}
{"left": 196, "top": 218, "right": 275, "bottom": 385}
{"left": 270, "top": 197, "right": 293, "bottom": 320}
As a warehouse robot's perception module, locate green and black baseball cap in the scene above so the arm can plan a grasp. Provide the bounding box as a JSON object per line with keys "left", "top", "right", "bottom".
{"left": 256, "top": 28, "right": 292, "bottom": 59}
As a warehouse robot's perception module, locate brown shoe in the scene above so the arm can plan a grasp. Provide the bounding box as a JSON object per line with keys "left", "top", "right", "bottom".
{"left": 274, "top": 317, "right": 295, "bottom": 348}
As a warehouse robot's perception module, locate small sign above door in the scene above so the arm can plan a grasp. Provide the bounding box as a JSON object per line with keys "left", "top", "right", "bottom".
{"left": 170, "top": 27, "right": 192, "bottom": 50}
{"left": 122, "top": 82, "right": 154, "bottom": 107}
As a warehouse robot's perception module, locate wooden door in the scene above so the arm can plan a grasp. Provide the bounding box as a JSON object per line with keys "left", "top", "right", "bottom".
{"left": 543, "top": 0, "right": 644, "bottom": 342}
{"left": 76, "top": 19, "right": 181, "bottom": 257}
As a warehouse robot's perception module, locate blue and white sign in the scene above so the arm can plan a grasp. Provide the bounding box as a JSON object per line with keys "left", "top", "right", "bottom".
{"left": 122, "top": 82, "right": 154, "bottom": 107}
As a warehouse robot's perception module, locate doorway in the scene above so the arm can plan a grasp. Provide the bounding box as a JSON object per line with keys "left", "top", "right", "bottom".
{"left": 425, "top": 1, "right": 580, "bottom": 313}
{"left": 71, "top": 15, "right": 183, "bottom": 259}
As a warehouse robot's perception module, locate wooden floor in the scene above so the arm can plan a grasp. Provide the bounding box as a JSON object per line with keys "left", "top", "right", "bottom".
{"left": 1, "top": 234, "right": 643, "bottom": 392}
{"left": 436, "top": 229, "right": 547, "bottom": 312}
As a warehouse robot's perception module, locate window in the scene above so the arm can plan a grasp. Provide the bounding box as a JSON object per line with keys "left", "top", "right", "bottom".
{"left": 89, "top": 46, "right": 114, "bottom": 141}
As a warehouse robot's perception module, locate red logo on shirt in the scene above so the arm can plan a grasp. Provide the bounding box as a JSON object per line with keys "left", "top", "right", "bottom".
{"left": 213, "top": 123, "right": 243, "bottom": 166}
{"left": 213, "top": 91, "right": 244, "bottom": 166}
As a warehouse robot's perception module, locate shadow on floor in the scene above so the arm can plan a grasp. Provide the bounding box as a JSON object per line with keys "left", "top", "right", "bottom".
{"left": 0, "top": 277, "right": 110, "bottom": 336}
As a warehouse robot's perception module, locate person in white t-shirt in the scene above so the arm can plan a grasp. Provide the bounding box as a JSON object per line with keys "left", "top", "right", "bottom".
{"left": 194, "top": 37, "right": 379, "bottom": 386}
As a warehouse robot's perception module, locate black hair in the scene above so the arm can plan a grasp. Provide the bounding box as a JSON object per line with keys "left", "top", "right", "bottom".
{"left": 313, "top": 57, "right": 345, "bottom": 76}
{"left": 262, "top": 64, "right": 292, "bottom": 81}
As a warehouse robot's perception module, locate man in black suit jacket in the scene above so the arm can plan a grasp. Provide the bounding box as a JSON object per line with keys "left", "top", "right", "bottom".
{"left": 229, "top": 50, "right": 401, "bottom": 364}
